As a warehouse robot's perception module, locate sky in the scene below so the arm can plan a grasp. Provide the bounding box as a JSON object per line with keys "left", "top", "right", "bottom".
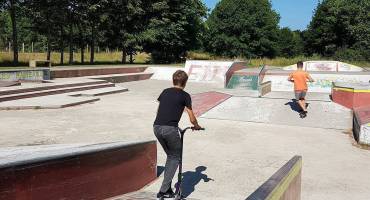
{"left": 203, "top": 0, "right": 318, "bottom": 30}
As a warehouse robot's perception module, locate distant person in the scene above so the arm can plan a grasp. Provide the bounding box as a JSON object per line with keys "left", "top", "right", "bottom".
{"left": 288, "top": 61, "right": 314, "bottom": 118}
{"left": 154, "top": 70, "right": 203, "bottom": 199}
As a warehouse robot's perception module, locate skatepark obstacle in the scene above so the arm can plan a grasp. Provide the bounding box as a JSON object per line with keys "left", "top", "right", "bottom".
{"left": 246, "top": 156, "right": 302, "bottom": 200}
{"left": 0, "top": 141, "right": 157, "bottom": 200}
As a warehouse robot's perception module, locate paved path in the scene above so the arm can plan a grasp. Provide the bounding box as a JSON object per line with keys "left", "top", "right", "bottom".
{"left": 0, "top": 79, "right": 369, "bottom": 200}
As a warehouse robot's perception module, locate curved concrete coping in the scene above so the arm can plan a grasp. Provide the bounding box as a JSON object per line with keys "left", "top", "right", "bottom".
{"left": 0, "top": 140, "right": 156, "bottom": 169}
{"left": 246, "top": 156, "right": 302, "bottom": 200}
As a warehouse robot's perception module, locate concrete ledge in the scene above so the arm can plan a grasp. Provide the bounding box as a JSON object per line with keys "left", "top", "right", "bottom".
{"left": 0, "top": 141, "right": 157, "bottom": 200}
{"left": 259, "top": 81, "right": 272, "bottom": 97}
{"left": 0, "top": 68, "right": 50, "bottom": 81}
{"left": 91, "top": 73, "right": 153, "bottom": 83}
{"left": 353, "top": 106, "right": 370, "bottom": 145}
{"left": 0, "top": 81, "right": 21, "bottom": 87}
{"left": 246, "top": 156, "right": 302, "bottom": 200}
{"left": 51, "top": 67, "right": 147, "bottom": 78}
{"left": 332, "top": 82, "right": 370, "bottom": 109}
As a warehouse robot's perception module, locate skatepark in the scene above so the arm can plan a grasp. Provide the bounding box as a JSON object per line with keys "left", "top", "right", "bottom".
{"left": 0, "top": 61, "right": 370, "bottom": 200}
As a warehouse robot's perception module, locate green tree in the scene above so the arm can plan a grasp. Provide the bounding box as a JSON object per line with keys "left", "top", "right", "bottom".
{"left": 101, "top": 0, "right": 146, "bottom": 64}
{"left": 276, "top": 28, "right": 304, "bottom": 57}
{"left": 143, "top": 0, "right": 207, "bottom": 63}
{"left": 305, "top": 0, "right": 370, "bottom": 60}
{"left": 1, "top": 0, "right": 22, "bottom": 65}
{"left": 205, "top": 0, "right": 280, "bottom": 58}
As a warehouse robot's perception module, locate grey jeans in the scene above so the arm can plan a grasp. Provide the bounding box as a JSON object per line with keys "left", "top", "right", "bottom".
{"left": 154, "top": 125, "right": 182, "bottom": 193}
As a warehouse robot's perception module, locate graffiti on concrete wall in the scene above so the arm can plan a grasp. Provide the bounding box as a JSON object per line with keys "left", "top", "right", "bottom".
{"left": 284, "top": 61, "right": 364, "bottom": 72}
{"left": 227, "top": 75, "right": 259, "bottom": 90}
{"left": 185, "top": 60, "right": 233, "bottom": 87}
{"left": 306, "top": 62, "right": 337, "bottom": 72}
{"left": 0, "top": 70, "right": 46, "bottom": 81}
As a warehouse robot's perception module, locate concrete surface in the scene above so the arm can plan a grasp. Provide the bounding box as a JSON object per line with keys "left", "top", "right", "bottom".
{"left": 0, "top": 94, "right": 100, "bottom": 110}
{"left": 0, "top": 79, "right": 369, "bottom": 200}
{"left": 201, "top": 96, "right": 352, "bottom": 130}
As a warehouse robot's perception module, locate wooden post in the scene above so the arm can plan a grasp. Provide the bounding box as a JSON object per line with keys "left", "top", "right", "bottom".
{"left": 31, "top": 42, "right": 34, "bottom": 53}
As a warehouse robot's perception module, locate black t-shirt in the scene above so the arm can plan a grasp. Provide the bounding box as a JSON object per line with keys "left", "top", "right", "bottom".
{"left": 154, "top": 88, "right": 192, "bottom": 127}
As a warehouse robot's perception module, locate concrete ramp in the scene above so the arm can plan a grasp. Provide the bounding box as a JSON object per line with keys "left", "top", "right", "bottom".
{"left": 185, "top": 60, "right": 246, "bottom": 87}
{"left": 201, "top": 95, "right": 352, "bottom": 130}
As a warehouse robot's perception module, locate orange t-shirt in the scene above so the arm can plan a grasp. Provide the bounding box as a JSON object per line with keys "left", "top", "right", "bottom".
{"left": 289, "top": 71, "right": 310, "bottom": 91}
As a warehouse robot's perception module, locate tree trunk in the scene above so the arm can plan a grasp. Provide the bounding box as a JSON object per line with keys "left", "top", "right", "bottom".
{"left": 9, "top": 0, "right": 18, "bottom": 66}
{"left": 122, "top": 49, "right": 126, "bottom": 64}
{"left": 129, "top": 52, "right": 134, "bottom": 64}
{"left": 46, "top": 35, "right": 51, "bottom": 61}
{"left": 81, "top": 46, "right": 84, "bottom": 64}
{"left": 90, "top": 25, "right": 95, "bottom": 64}
{"left": 60, "top": 26, "right": 64, "bottom": 65}
{"left": 69, "top": 23, "right": 73, "bottom": 65}
{"left": 77, "top": 24, "right": 84, "bottom": 64}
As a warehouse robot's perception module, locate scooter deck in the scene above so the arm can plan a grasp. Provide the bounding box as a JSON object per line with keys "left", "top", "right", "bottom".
{"left": 110, "top": 191, "right": 200, "bottom": 200}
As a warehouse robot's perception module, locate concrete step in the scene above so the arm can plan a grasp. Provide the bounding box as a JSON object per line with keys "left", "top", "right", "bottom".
{"left": 91, "top": 72, "right": 153, "bottom": 83}
{"left": 0, "top": 83, "right": 115, "bottom": 102}
{"left": 0, "top": 81, "right": 21, "bottom": 87}
{"left": 0, "top": 94, "right": 100, "bottom": 110}
{"left": 0, "top": 80, "right": 108, "bottom": 96}
{"left": 69, "top": 86, "right": 129, "bottom": 97}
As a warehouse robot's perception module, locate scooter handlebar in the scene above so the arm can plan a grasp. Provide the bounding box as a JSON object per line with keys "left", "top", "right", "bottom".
{"left": 180, "top": 127, "right": 205, "bottom": 134}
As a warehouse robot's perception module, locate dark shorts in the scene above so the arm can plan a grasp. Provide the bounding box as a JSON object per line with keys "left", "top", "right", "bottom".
{"left": 295, "top": 91, "right": 307, "bottom": 100}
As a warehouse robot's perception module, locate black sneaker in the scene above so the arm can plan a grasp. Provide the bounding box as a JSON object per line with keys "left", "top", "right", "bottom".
{"left": 300, "top": 111, "right": 307, "bottom": 118}
{"left": 157, "top": 188, "right": 175, "bottom": 199}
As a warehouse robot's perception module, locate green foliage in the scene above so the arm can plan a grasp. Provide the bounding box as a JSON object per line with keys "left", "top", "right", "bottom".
{"left": 305, "top": 0, "right": 370, "bottom": 61}
{"left": 1, "top": 0, "right": 369, "bottom": 65}
{"left": 143, "top": 0, "right": 207, "bottom": 63}
{"left": 205, "top": 0, "right": 280, "bottom": 58}
{"left": 276, "top": 28, "right": 304, "bottom": 58}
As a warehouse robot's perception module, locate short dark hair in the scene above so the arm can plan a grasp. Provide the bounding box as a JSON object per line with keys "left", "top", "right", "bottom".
{"left": 297, "top": 61, "right": 304, "bottom": 68}
{"left": 173, "top": 70, "right": 188, "bottom": 87}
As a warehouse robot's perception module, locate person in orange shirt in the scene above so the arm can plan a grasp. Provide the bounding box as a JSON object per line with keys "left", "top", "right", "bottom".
{"left": 288, "top": 61, "right": 314, "bottom": 118}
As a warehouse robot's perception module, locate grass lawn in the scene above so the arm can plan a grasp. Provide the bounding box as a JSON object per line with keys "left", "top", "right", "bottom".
{"left": 0, "top": 52, "right": 151, "bottom": 68}
{"left": 1, "top": 51, "right": 369, "bottom": 69}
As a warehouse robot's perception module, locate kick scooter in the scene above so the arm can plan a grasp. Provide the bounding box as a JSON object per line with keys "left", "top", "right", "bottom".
{"left": 174, "top": 127, "right": 205, "bottom": 200}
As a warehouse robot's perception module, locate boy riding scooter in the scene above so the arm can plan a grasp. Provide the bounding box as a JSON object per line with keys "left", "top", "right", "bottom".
{"left": 153, "top": 70, "right": 203, "bottom": 199}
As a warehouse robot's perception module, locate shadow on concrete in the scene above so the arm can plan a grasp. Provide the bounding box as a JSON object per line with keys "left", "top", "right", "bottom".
{"left": 157, "top": 166, "right": 165, "bottom": 177}
{"left": 181, "top": 166, "right": 214, "bottom": 198}
{"left": 285, "top": 99, "right": 310, "bottom": 113}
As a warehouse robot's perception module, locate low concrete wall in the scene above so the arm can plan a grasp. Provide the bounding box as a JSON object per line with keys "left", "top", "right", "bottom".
{"left": 0, "top": 68, "right": 50, "bottom": 81}
{"left": 51, "top": 67, "right": 147, "bottom": 78}
{"left": 0, "top": 141, "right": 157, "bottom": 200}
{"left": 332, "top": 83, "right": 370, "bottom": 109}
{"left": 259, "top": 81, "right": 272, "bottom": 97}
{"left": 353, "top": 107, "right": 370, "bottom": 145}
{"left": 92, "top": 73, "right": 153, "bottom": 83}
{"left": 246, "top": 156, "right": 302, "bottom": 200}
